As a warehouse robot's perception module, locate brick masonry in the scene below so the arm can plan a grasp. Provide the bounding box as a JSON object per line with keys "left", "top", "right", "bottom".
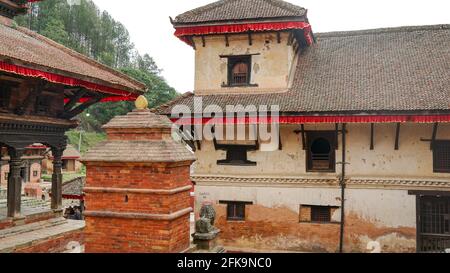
{"left": 82, "top": 107, "right": 195, "bottom": 253}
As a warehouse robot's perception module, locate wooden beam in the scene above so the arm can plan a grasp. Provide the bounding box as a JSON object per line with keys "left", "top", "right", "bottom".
{"left": 301, "top": 124, "right": 306, "bottom": 150}
{"left": 201, "top": 36, "right": 206, "bottom": 47}
{"left": 287, "top": 31, "right": 294, "bottom": 46}
{"left": 395, "top": 123, "right": 401, "bottom": 150}
{"left": 430, "top": 123, "right": 439, "bottom": 150}
{"left": 189, "top": 36, "right": 196, "bottom": 50}
{"left": 370, "top": 123, "right": 375, "bottom": 150}
{"left": 64, "top": 88, "right": 88, "bottom": 112}
{"left": 408, "top": 190, "right": 450, "bottom": 197}
{"left": 61, "top": 96, "right": 102, "bottom": 119}
{"left": 335, "top": 124, "right": 339, "bottom": 150}
{"left": 225, "top": 34, "right": 229, "bottom": 47}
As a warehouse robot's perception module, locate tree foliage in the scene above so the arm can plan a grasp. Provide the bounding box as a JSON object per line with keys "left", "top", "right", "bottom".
{"left": 15, "top": 0, "right": 179, "bottom": 132}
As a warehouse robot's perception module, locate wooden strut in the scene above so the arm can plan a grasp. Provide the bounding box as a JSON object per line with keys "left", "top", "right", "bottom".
{"left": 370, "top": 123, "right": 375, "bottom": 150}
{"left": 248, "top": 31, "right": 252, "bottom": 46}
{"left": 225, "top": 34, "right": 229, "bottom": 47}
{"left": 431, "top": 123, "right": 438, "bottom": 150}
{"left": 64, "top": 88, "right": 88, "bottom": 112}
{"left": 277, "top": 32, "right": 281, "bottom": 43}
{"left": 201, "top": 36, "right": 206, "bottom": 47}
{"left": 395, "top": 123, "right": 401, "bottom": 150}
{"left": 61, "top": 96, "right": 102, "bottom": 119}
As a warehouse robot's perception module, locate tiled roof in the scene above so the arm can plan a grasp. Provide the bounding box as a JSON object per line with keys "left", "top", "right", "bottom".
{"left": 173, "top": 0, "right": 306, "bottom": 25}
{"left": 62, "top": 177, "right": 85, "bottom": 196}
{"left": 81, "top": 140, "right": 196, "bottom": 163}
{"left": 0, "top": 23, "right": 146, "bottom": 93}
{"left": 82, "top": 108, "right": 196, "bottom": 163}
{"left": 155, "top": 24, "right": 450, "bottom": 115}
{"left": 103, "top": 109, "right": 173, "bottom": 129}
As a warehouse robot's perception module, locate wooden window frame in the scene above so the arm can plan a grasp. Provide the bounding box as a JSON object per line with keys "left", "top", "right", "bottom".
{"left": 306, "top": 131, "right": 337, "bottom": 173}
{"left": 300, "top": 205, "right": 340, "bottom": 224}
{"left": 217, "top": 145, "right": 257, "bottom": 166}
{"left": 222, "top": 55, "right": 258, "bottom": 87}
{"left": 33, "top": 170, "right": 38, "bottom": 177}
{"left": 433, "top": 140, "right": 450, "bottom": 173}
{"left": 220, "top": 201, "right": 253, "bottom": 221}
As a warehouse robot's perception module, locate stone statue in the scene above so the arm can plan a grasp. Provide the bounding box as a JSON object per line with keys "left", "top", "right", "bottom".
{"left": 199, "top": 202, "right": 216, "bottom": 226}
{"left": 195, "top": 203, "right": 217, "bottom": 234}
{"left": 192, "top": 203, "right": 223, "bottom": 252}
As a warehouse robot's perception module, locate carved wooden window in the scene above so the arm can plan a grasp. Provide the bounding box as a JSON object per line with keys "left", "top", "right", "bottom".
{"left": 433, "top": 141, "right": 450, "bottom": 173}
{"left": 220, "top": 201, "right": 252, "bottom": 221}
{"left": 227, "top": 56, "right": 251, "bottom": 86}
{"left": 35, "top": 96, "right": 51, "bottom": 115}
{"left": 4, "top": 172, "right": 8, "bottom": 181}
{"left": 33, "top": 171, "right": 38, "bottom": 177}
{"left": 306, "top": 131, "right": 336, "bottom": 172}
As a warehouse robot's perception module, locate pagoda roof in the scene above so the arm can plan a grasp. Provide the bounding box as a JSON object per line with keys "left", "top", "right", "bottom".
{"left": 0, "top": 22, "right": 145, "bottom": 102}
{"left": 155, "top": 24, "right": 450, "bottom": 119}
{"left": 172, "top": 0, "right": 306, "bottom": 26}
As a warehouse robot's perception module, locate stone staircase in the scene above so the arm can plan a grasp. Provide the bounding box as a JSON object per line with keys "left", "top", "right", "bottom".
{"left": 0, "top": 197, "right": 51, "bottom": 211}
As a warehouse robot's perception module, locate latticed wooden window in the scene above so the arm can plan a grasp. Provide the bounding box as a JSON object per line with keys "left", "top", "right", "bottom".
{"left": 433, "top": 141, "right": 450, "bottom": 173}
{"left": 231, "top": 62, "right": 249, "bottom": 85}
{"left": 227, "top": 56, "right": 251, "bottom": 86}
{"left": 311, "top": 206, "right": 332, "bottom": 223}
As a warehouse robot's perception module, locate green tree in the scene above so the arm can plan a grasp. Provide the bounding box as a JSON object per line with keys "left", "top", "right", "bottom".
{"left": 15, "top": 0, "right": 181, "bottom": 132}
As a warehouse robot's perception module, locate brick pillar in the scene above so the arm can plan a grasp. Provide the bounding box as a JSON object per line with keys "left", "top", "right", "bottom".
{"left": 82, "top": 97, "right": 195, "bottom": 253}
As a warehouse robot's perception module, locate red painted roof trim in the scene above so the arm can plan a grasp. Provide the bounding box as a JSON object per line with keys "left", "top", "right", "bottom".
{"left": 0, "top": 61, "right": 139, "bottom": 103}
{"left": 172, "top": 114, "right": 450, "bottom": 125}
{"left": 174, "top": 21, "right": 313, "bottom": 47}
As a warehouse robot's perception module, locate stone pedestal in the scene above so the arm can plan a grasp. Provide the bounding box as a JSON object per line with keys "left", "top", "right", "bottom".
{"left": 192, "top": 229, "right": 221, "bottom": 251}
{"left": 81, "top": 99, "right": 196, "bottom": 253}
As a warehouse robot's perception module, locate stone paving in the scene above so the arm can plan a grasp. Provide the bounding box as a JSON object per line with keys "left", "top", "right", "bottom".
{"left": 0, "top": 218, "right": 85, "bottom": 253}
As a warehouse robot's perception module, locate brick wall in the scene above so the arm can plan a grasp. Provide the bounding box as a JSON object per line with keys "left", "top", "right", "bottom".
{"left": 16, "top": 230, "right": 84, "bottom": 253}
{"left": 84, "top": 162, "right": 193, "bottom": 253}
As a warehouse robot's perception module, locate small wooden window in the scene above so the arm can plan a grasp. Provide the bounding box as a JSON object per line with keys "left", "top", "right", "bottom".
{"left": 311, "top": 206, "right": 332, "bottom": 222}
{"left": 433, "top": 141, "right": 450, "bottom": 173}
{"left": 300, "top": 205, "right": 337, "bottom": 223}
{"left": 217, "top": 146, "right": 257, "bottom": 166}
{"left": 306, "top": 131, "right": 336, "bottom": 172}
{"left": 220, "top": 201, "right": 252, "bottom": 221}
{"left": 227, "top": 56, "right": 251, "bottom": 86}
{"left": 33, "top": 171, "right": 38, "bottom": 177}
{"left": 4, "top": 172, "right": 8, "bottom": 181}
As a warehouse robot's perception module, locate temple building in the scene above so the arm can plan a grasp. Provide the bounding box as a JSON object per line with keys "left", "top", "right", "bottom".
{"left": 43, "top": 144, "right": 82, "bottom": 174}
{"left": 0, "top": 0, "right": 145, "bottom": 252}
{"left": 156, "top": 0, "right": 450, "bottom": 252}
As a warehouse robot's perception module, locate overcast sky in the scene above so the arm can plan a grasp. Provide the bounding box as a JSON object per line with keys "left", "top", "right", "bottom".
{"left": 92, "top": 0, "right": 449, "bottom": 93}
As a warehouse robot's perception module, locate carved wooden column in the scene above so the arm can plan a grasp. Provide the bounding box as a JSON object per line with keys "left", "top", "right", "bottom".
{"left": 51, "top": 146, "right": 65, "bottom": 211}
{"left": 7, "top": 147, "right": 24, "bottom": 218}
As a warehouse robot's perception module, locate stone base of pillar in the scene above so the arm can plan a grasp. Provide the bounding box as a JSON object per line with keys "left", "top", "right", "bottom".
{"left": 192, "top": 229, "right": 225, "bottom": 253}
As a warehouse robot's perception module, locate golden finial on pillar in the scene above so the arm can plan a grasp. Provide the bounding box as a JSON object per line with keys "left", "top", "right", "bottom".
{"left": 135, "top": 95, "right": 149, "bottom": 110}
